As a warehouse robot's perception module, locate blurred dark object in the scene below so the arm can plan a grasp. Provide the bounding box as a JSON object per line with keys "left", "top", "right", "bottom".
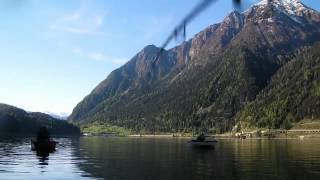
{"left": 155, "top": 0, "right": 247, "bottom": 62}
{"left": 233, "top": 0, "right": 243, "bottom": 12}
{"left": 154, "top": 0, "right": 217, "bottom": 62}
{"left": 37, "top": 126, "right": 50, "bottom": 143}
{"left": 196, "top": 133, "right": 206, "bottom": 141}
{"left": 32, "top": 126, "right": 57, "bottom": 152}
{"left": 188, "top": 133, "right": 218, "bottom": 148}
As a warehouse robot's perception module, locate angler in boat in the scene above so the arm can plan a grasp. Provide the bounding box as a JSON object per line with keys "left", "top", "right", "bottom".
{"left": 31, "top": 126, "right": 57, "bottom": 152}
{"left": 196, "top": 133, "right": 206, "bottom": 141}
{"left": 188, "top": 133, "right": 217, "bottom": 148}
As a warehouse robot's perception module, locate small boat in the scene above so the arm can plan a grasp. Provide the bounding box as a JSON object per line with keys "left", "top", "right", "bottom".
{"left": 31, "top": 140, "right": 58, "bottom": 152}
{"left": 187, "top": 139, "right": 218, "bottom": 148}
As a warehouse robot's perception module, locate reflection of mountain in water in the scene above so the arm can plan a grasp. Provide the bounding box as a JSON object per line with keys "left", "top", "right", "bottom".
{"left": 0, "top": 137, "right": 319, "bottom": 179}
{"left": 73, "top": 138, "right": 320, "bottom": 180}
{"left": 232, "top": 139, "right": 320, "bottom": 180}
{"left": 73, "top": 137, "right": 236, "bottom": 179}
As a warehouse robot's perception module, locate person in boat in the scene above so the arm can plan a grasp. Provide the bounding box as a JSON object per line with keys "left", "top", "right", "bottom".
{"left": 37, "top": 126, "right": 50, "bottom": 143}
{"left": 196, "top": 133, "right": 206, "bottom": 141}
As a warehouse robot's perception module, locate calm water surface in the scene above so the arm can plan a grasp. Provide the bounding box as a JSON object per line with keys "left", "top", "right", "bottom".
{"left": 0, "top": 137, "right": 320, "bottom": 180}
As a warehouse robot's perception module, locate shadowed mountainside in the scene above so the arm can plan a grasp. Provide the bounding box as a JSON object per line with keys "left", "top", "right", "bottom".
{"left": 0, "top": 103, "right": 80, "bottom": 135}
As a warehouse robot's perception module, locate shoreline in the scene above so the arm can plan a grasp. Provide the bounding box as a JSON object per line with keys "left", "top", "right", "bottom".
{"left": 80, "top": 132, "right": 320, "bottom": 139}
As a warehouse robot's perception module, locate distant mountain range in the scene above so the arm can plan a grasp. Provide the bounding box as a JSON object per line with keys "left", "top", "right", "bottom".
{"left": 0, "top": 103, "right": 80, "bottom": 135}
{"left": 69, "top": 0, "right": 320, "bottom": 133}
{"left": 44, "top": 111, "right": 69, "bottom": 120}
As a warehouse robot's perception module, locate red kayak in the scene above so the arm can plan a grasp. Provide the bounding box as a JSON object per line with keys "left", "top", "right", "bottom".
{"left": 31, "top": 140, "right": 58, "bottom": 152}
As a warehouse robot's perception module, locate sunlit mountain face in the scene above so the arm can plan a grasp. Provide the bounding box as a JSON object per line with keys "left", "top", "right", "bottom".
{"left": 69, "top": 0, "right": 320, "bottom": 133}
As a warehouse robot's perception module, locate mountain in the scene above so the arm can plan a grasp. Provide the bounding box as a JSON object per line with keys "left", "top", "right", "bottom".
{"left": 45, "top": 111, "right": 69, "bottom": 120}
{"left": 237, "top": 42, "right": 320, "bottom": 129}
{"left": 0, "top": 103, "right": 80, "bottom": 135}
{"left": 69, "top": 0, "right": 320, "bottom": 133}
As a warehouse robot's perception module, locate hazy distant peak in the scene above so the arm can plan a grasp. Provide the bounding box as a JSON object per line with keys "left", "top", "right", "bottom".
{"left": 44, "top": 111, "right": 69, "bottom": 120}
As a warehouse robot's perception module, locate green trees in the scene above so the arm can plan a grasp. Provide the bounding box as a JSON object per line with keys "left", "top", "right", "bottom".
{"left": 238, "top": 43, "right": 320, "bottom": 129}
{"left": 0, "top": 104, "right": 80, "bottom": 136}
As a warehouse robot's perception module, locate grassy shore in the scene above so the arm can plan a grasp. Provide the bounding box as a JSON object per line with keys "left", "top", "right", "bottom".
{"left": 80, "top": 122, "right": 132, "bottom": 137}
{"left": 291, "top": 119, "right": 320, "bottom": 129}
{"left": 80, "top": 120, "right": 320, "bottom": 139}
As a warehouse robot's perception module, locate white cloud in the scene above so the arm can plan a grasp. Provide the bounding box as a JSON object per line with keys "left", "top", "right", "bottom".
{"left": 88, "top": 52, "right": 107, "bottom": 61}
{"left": 49, "top": 0, "right": 107, "bottom": 35}
{"left": 71, "top": 47, "right": 83, "bottom": 55}
{"left": 63, "top": 11, "right": 82, "bottom": 22}
{"left": 110, "top": 58, "right": 128, "bottom": 65}
{"left": 94, "top": 15, "right": 104, "bottom": 27}
{"left": 87, "top": 52, "right": 127, "bottom": 65}
{"left": 71, "top": 47, "right": 127, "bottom": 65}
{"left": 142, "top": 14, "right": 174, "bottom": 42}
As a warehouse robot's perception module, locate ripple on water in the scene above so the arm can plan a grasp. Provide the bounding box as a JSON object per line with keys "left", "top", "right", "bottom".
{"left": 0, "top": 138, "right": 94, "bottom": 180}
{"left": 1, "top": 138, "right": 320, "bottom": 180}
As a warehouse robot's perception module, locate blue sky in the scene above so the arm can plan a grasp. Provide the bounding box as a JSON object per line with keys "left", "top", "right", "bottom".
{"left": 0, "top": 0, "right": 319, "bottom": 114}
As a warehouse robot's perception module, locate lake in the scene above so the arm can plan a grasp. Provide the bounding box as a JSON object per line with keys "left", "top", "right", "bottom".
{"left": 0, "top": 137, "right": 320, "bottom": 180}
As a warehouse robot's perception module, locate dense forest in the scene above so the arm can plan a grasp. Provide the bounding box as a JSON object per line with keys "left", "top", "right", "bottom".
{"left": 237, "top": 43, "right": 320, "bottom": 129}
{"left": 0, "top": 104, "right": 80, "bottom": 136}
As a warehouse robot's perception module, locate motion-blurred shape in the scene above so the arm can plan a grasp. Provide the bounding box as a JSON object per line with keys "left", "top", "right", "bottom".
{"left": 31, "top": 126, "right": 58, "bottom": 153}
{"left": 233, "top": 0, "right": 244, "bottom": 11}
{"left": 154, "top": 0, "right": 217, "bottom": 62}
{"left": 155, "top": 0, "right": 249, "bottom": 62}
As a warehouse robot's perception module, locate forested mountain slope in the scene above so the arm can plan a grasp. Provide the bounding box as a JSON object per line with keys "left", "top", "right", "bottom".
{"left": 69, "top": 0, "right": 320, "bottom": 133}
{"left": 0, "top": 103, "right": 80, "bottom": 135}
{"left": 238, "top": 42, "right": 320, "bottom": 129}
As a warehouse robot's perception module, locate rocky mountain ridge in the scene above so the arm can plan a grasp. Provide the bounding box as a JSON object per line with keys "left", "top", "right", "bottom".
{"left": 69, "top": 0, "right": 320, "bottom": 133}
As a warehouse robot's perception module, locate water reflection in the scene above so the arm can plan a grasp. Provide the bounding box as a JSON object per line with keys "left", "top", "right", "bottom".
{"left": 0, "top": 137, "right": 320, "bottom": 180}
{"left": 73, "top": 137, "right": 320, "bottom": 180}
{"left": 230, "top": 139, "right": 320, "bottom": 179}
{"left": 36, "top": 151, "right": 50, "bottom": 166}
{"left": 0, "top": 137, "right": 93, "bottom": 179}
{"left": 74, "top": 138, "right": 233, "bottom": 179}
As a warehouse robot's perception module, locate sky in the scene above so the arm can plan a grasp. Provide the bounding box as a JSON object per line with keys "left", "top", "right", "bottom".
{"left": 0, "top": 0, "right": 319, "bottom": 115}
